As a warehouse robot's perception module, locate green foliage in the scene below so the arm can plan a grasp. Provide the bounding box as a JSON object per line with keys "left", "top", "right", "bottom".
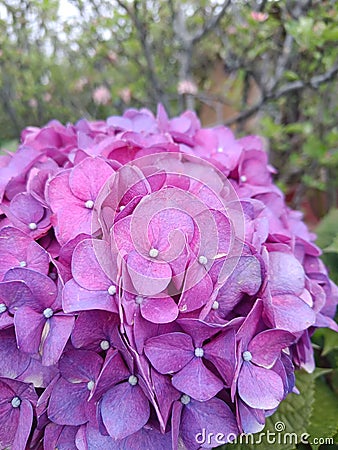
{"left": 316, "top": 209, "right": 338, "bottom": 283}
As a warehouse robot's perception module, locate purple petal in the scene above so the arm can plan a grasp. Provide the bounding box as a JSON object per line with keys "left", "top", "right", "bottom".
{"left": 179, "top": 271, "right": 213, "bottom": 313}
{"left": 237, "top": 399, "right": 265, "bottom": 434}
{"left": 236, "top": 299, "right": 264, "bottom": 348}
{"left": 0, "top": 328, "right": 31, "bottom": 378}
{"left": 44, "top": 423, "right": 79, "bottom": 450}
{"left": 12, "top": 399, "right": 34, "bottom": 450}
{"left": 48, "top": 378, "right": 90, "bottom": 426}
{"left": 59, "top": 349, "right": 102, "bottom": 383}
{"left": 181, "top": 397, "right": 239, "bottom": 449}
{"left": 63, "top": 279, "right": 118, "bottom": 313}
{"left": 151, "top": 369, "right": 180, "bottom": 428}
{"left": 172, "top": 358, "right": 224, "bottom": 402}
{"left": 144, "top": 332, "right": 194, "bottom": 374}
{"left": 269, "top": 252, "right": 305, "bottom": 295}
{"left": 14, "top": 306, "right": 45, "bottom": 354}
{"left": 10, "top": 192, "right": 44, "bottom": 224}
{"left": 100, "top": 383, "right": 150, "bottom": 439}
{"left": 269, "top": 294, "right": 316, "bottom": 332}
{"left": 141, "top": 296, "right": 178, "bottom": 324}
{"left": 248, "top": 329, "right": 296, "bottom": 368}
{"left": 41, "top": 315, "right": 75, "bottom": 366}
{"left": 238, "top": 362, "right": 284, "bottom": 409}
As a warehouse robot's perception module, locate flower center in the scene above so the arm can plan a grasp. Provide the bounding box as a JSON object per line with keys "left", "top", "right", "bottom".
{"left": 87, "top": 380, "right": 95, "bottom": 391}
{"left": 180, "top": 394, "right": 191, "bottom": 405}
{"left": 107, "top": 285, "right": 116, "bottom": 296}
{"left": 217, "top": 147, "right": 224, "bottom": 153}
{"left": 149, "top": 248, "right": 159, "bottom": 258}
{"left": 84, "top": 200, "right": 94, "bottom": 209}
{"left": 242, "top": 350, "right": 253, "bottom": 362}
{"left": 19, "top": 261, "right": 27, "bottom": 268}
{"left": 198, "top": 255, "right": 208, "bottom": 265}
{"left": 212, "top": 300, "right": 219, "bottom": 310}
{"left": 194, "top": 347, "right": 204, "bottom": 358}
{"left": 135, "top": 296, "right": 143, "bottom": 305}
{"left": 240, "top": 175, "right": 247, "bottom": 183}
{"left": 28, "top": 222, "right": 37, "bottom": 230}
{"left": 43, "top": 308, "right": 54, "bottom": 319}
{"left": 128, "top": 375, "right": 138, "bottom": 386}
{"left": 0, "top": 303, "right": 7, "bottom": 314}
{"left": 100, "top": 340, "right": 110, "bottom": 351}
{"left": 119, "top": 205, "right": 125, "bottom": 211}
{"left": 11, "top": 396, "right": 21, "bottom": 408}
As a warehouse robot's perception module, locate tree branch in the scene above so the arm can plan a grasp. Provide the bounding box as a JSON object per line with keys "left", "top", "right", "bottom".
{"left": 224, "top": 62, "right": 338, "bottom": 125}
{"left": 191, "top": 0, "right": 231, "bottom": 45}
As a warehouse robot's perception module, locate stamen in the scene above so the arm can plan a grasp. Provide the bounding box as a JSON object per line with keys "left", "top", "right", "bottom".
{"left": 180, "top": 394, "right": 191, "bottom": 405}
{"left": 108, "top": 285, "right": 116, "bottom": 296}
{"left": 43, "top": 308, "right": 54, "bottom": 319}
{"left": 135, "top": 296, "right": 143, "bottom": 305}
{"left": 128, "top": 375, "right": 138, "bottom": 386}
{"left": 240, "top": 175, "right": 247, "bottom": 183}
{"left": 84, "top": 200, "right": 94, "bottom": 209}
{"left": 198, "top": 255, "right": 208, "bottom": 265}
{"left": 100, "top": 340, "right": 110, "bottom": 351}
{"left": 87, "top": 380, "right": 95, "bottom": 391}
{"left": 0, "top": 303, "right": 7, "bottom": 314}
{"left": 212, "top": 300, "right": 219, "bottom": 310}
{"left": 11, "top": 397, "right": 21, "bottom": 408}
{"left": 194, "top": 347, "right": 204, "bottom": 358}
{"left": 19, "top": 261, "right": 27, "bottom": 268}
{"left": 149, "top": 248, "right": 159, "bottom": 258}
{"left": 242, "top": 350, "right": 253, "bottom": 362}
{"left": 28, "top": 222, "right": 37, "bottom": 230}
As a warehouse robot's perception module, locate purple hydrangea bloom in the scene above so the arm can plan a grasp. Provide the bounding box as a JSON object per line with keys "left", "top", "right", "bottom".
{"left": 0, "top": 105, "right": 336, "bottom": 449}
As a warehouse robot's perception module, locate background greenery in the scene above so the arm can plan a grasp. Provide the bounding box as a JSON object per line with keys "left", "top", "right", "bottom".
{"left": 0, "top": 1, "right": 337, "bottom": 448}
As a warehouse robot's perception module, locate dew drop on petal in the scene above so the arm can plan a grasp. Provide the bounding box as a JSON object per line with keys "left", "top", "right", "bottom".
{"left": 100, "top": 340, "right": 110, "bottom": 351}
{"left": 87, "top": 380, "right": 95, "bottom": 391}
{"left": 11, "top": 396, "right": 21, "bottom": 408}
{"left": 0, "top": 303, "right": 7, "bottom": 314}
{"left": 212, "top": 300, "right": 219, "bottom": 310}
{"left": 84, "top": 200, "right": 94, "bottom": 209}
{"left": 43, "top": 308, "right": 54, "bottom": 319}
{"left": 19, "top": 261, "right": 27, "bottom": 268}
{"left": 128, "top": 375, "right": 138, "bottom": 386}
{"left": 28, "top": 222, "right": 37, "bottom": 230}
{"left": 108, "top": 285, "right": 116, "bottom": 296}
{"left": 180, "top": 394, "right": 191, "bottom": 405}
{"left": 242, "top": 350, "right": 252, "bottom": 362}
{"left": 149, "top": 248, "right": 159, "bottom": 258}
{"left": 198, "top": 255, "right": 208, "bottom": 265}
{"left": 194, "top": 347, "right": 204, "bottom": 358}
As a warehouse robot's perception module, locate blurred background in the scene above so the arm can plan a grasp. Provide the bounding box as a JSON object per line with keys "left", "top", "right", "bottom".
{"left": 0, "top": 0, "right": 337, "bottom": 277}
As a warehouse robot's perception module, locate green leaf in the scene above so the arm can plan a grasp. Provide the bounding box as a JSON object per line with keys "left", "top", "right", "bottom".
{"left": 218, "top": 371, "right": 315, "bottom": 450}
{"left": 307, "top": 378, "right": 338, "bottom": 449}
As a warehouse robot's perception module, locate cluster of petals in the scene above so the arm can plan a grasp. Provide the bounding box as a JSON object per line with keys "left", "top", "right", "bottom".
{"left": 0, "top": 105, "right": 337, "bottom": 450}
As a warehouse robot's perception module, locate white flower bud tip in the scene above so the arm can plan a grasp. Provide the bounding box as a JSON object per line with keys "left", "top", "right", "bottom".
{"left": 28, "top": 222, "right": 37, "bottom": 230}
{"left": 128, "top": 375, "right": 138, "bottom": 386}
{"left": 100, "top": 340, "right": 110, "bottom": 351}
{"left": 240, "top": 175, "right": 247, "bottom": 183}
{"left": 108, "top": 285, "right": 116, "bottom": 296}
{"left": 119, "top": 205, "right": 125, "bottom": 211}
{"left": 149, "top": 248, "right": 159, "bottom": 258}
{"left": 84, "top": 200, "right": 94, "bottom": 209}
{"left": 0, "top": 303, "right": 7, "bottom": 314}
{"left": 242, "top": 350, "right": 252, "bottom": 362}
{"left": 180, "top": 394, "right": 191, "bottom": 405}
{"left": 198, "top": 255, "right": 208, "bottom": 265}
{"left": 194, "top": 347, "right": 204, "bottom": 358}
{"left": 212, "top": 300, "right": 219, "bottom": 310}
{"left": 19, "top": 261, "right": 27, "bottom": 268}
{"left": 135, "top": 295, "right": 143, "bottom": 305}
{"left": 43, "top": 308, "right": 54, "bottom": 319}
{"left": 11, "top": 396, "right": 21, "bottom": 408}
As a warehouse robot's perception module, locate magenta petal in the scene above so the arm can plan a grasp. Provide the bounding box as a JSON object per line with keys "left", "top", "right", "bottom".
{"left": 151, "top": 369, "right": 180, "bottom": 428}
{"left": 179, "top": 271, "right": 213, "bottom": 313}
{"left": 172, "top": 358, "right": 224, "bottom": 401}
{"left": 141, "top": 296, "right": 178, "bottom": 324}
{"left": 100, "top": 383, "right": 150, "bottom": 440}
{"left": 182, "top": 397, "right": 239, "bottom": 448}
{"left": 269, "top": 252, "right": 305, "bottom": 295}
{"left": 144, "top": 332, "right": 194, "bottom": 374}
{"left": 127, "top": 251, "right": 172, "bottom": 296}
{"left": 0, "top": 328, "right": 31, "bottom": 377}
{"left": 249, "top": 329, "right": 295, "bottom": 368}
{"left": 59, "top": 349, "right": 102, "bottom": 383}
{"left": 41, "top": 315, "right": 75, "bottom": 366}
{"left": 238, "top": 362, "right": 284, "bottom": 409}
{"left": 270, "top": 294, "right": 316, "bottom": 332}
{"left": 203, "top": 329, "right": 236, "bottom": 385}
{"left": 12, "top": 399, "right": 33, "bottom": 450}
{"left": 48, "top": 378, "right": 90, "bottom": 426}
{"left": 63, "top": 279, "right": 117, "bottom": 313}
{"left": 14, "top": 306, "right": 45, "bottom": 354}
